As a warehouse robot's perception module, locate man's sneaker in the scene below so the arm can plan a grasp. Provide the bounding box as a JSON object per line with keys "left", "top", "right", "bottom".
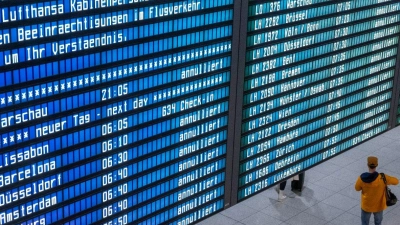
{"left": 278, "top": 191, "right": 287, "bottom": 202}
{"left": 287, "top": 191, "right": 296, "bottom": 198}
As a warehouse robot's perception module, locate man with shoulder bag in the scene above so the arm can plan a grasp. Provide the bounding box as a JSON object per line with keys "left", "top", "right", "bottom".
{"left": 355, "top": 156, "right": 399, "bottom": 225}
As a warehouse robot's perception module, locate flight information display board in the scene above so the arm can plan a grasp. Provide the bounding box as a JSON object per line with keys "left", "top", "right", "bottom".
{"left": 398, "top": 97, "right": 400, "bottom": 124}
{"left": 397, "top": 84, "right": 400, "bottom": 125}
{"left": 0, "top": 0, "right": 233, "bottom": 224}
{"left": 238, "top": 0, "right": 400, "bottom": 200}
{"left": 1, "top": 0, "right": 400, "bottom": 224}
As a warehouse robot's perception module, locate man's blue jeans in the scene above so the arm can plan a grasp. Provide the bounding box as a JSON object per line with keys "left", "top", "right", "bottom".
{"left": 361, "top": 209, "right": 383, "bottom": 225}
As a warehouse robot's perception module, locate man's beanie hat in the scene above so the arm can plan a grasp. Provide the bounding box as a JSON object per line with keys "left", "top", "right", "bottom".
{"left": 368, "top": 156, "right": 378, "bottom": 167}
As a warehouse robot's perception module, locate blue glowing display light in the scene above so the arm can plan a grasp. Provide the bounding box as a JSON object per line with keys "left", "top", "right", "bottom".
{"left": 0, "top": 0, "right": 400, "bottom": 224}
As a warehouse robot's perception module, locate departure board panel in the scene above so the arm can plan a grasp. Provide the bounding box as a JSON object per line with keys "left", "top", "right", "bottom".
{"left": 0, "top": 0, "right": 233, "bottom": 224}
{"left": 238, "top": 0, "right": 400, "bottom": 200}
{"left": 398, "top": 97, "right": 400, "bottom": 124}
{"left": 397, "top": 85, "right": 400, "bottom": 125}
{"left": 1, "top": 0, "right": 400, "bottom": 224}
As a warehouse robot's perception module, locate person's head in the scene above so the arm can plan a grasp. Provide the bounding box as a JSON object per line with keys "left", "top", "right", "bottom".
{"left": 367, "top": 156, "right": 378, "bottom": 170}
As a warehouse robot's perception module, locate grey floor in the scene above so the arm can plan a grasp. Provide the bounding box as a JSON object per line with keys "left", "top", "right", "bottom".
{"left": 198, "top": 126, "right": 400, "bottom": 225}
